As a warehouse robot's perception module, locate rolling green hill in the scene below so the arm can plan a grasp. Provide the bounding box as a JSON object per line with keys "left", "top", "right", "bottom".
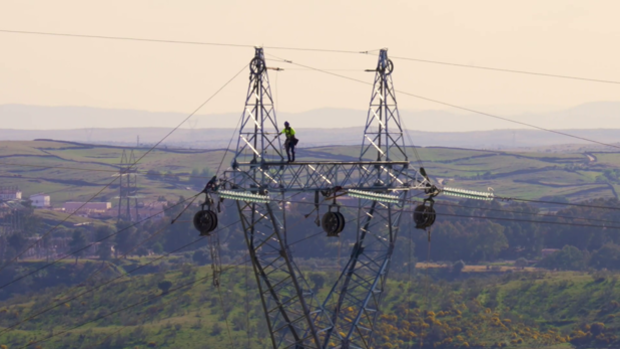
{"left": 1, "top": 140, "right": 619, "bottom": 208}
{"left": 0, "top": 260, "right": 619, "bottom": 348}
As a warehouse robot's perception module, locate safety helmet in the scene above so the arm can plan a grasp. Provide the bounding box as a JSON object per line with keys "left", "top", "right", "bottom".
{"left": 284, "top": 121, "right": 290, "bottom": 127}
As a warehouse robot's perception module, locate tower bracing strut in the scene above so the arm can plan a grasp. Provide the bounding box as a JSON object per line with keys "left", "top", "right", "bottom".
{"left": 216, "top": 48, "right": 441, "bottom": 349}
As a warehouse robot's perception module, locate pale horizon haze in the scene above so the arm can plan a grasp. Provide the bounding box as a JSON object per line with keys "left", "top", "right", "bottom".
{"left": 1, "top": 1, "right": 619, "bottom": 130}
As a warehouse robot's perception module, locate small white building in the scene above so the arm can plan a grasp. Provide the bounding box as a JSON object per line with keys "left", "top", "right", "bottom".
{"left": 0, "top": 187, "right": 22, "bottom": 201}
{"left": 30, "top": 193, "right": 51, "bottom": 208}
{"left": 63, "top": 202, "right": 112, "bottom": 214}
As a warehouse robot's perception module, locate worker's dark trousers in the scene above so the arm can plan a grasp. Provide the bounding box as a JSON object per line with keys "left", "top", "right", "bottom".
{"left": 286, "top": 141, "right": 295, "bottom": 162}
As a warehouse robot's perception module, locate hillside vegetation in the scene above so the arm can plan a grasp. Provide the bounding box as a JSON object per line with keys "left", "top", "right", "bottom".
{"left": 1, "top": 261, "right": 620, "bottom": 348}
{"left": 3, "top": 140, "right": 620, "bottom": 348}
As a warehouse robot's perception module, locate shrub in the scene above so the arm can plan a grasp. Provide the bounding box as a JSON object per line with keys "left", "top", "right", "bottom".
{"left": 515, "top": 258, "right": 528, "bottom": 268}
{"left": 158, "top": 280, "right": 173, "bottom": 294}
{"left": 452, "top": 260, "right": 466, "bottom": 274}
{"left": 211, "top": 322, "right": 223, "bottom": 336}
{"left": 538, "top": 245, "right": 586, "bottom": 271}
{"left": 590, "top": 322, "right": 605, "bottom": 335}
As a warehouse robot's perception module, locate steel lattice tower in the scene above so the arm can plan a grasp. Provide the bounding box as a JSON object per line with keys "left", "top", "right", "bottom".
{"left": 214, "top": 47, "right": 449, "bottom": 349}
{"left": 117, "top": 149, "right": 139, "bottom": 222}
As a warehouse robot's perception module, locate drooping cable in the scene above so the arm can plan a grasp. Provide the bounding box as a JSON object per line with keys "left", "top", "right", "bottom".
{"left": 268, "top": 54, "right": 620, "bottom": 152}
{"left": 7, "top": 158, "right": 620, "bottom": 221}
{"left": 0, "top": 63, "right": 248, "bottom": 275}
{"left": 3, "top": 28, "right": 620, "bottom": 85}
{"left": 0, "top": 29, "right": 369, "bottom": 55}
{"left": 215, "top": 111, "right": 244, "bottom": 176}
{"left": 280, "top": 198, "right": 620, "bottom": 231}
{"left": 390, "top": 55, "right": 620, "bottom": 85}
{"left": 0, "top": 194, "right": 198, "bottom": 292}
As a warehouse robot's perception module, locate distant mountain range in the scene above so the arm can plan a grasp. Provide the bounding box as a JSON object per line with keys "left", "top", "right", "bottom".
{"left": 0, "top": 102, "right": 619, "bottom": 149}
{"left": 1, "top": 126, "right": 619, "bottom": 150}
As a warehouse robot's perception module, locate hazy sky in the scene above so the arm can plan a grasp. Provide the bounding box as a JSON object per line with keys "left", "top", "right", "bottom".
{"left": 1, "top": 1, "right": 619, "bottom": 130}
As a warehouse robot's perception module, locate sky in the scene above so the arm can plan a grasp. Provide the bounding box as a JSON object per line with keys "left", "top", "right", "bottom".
{"left": 0, "top": 1, "right": 619, "bottom": 130}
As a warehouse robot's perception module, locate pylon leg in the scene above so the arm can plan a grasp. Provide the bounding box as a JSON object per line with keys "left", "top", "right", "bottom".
{"left": 320, "top": 194, "right": 407, "bottom": 349}
{"left": 236, "top": 199, "right": 327, "bottom": 349}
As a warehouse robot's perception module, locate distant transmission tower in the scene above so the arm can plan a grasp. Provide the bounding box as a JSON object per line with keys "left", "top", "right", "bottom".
{"left": 84, "top": 128, "right": 94, "bottom": 143}
{"left": 117, "top": 149, "right": 139, "bottom": 222}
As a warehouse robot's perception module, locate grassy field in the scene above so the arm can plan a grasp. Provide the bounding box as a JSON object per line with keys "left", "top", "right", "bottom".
{"left": 0, "top": 140, "right": 619, "bottom": 208}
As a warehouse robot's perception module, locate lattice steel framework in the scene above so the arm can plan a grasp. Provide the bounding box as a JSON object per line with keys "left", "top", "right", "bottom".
{"left": 222, "top": 48, "right": 433, "bottom": 349}
{"left": 233, "top": 47, "right": 284, "bottom": 165}
{"left": 360, "top": 50, "right": 407, "bottom": 162}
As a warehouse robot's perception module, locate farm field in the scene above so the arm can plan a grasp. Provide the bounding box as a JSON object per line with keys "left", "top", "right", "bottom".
{"left": 2, "top": 140, "right": 617, "bottom": 208}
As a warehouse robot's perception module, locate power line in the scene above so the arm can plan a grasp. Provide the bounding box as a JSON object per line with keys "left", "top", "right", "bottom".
{"left": 7, "top": 153, "right": 620, "bottom": 215}
{"left": 393, "top": 90, "right": 620, "bottom": 151}
{"left": 29, "top": 206, "right": 331, "bottom": 346}
{"left": 3, "top": 194, "right": 617, "bottom": 342}
{"left": 0, "top": 195, "right": 198, "bottom": 293}
{"left": 0, "top": 29, "right": 369, "bottom": 55}
{"left": 216, "top": 113, "right": 243, "bottom": 176}
{"left": 0, "top": 63, "right": 247, "bottom": 275}
{"left": 8, "top": 155, "right": 619, "bottom": 222}
{"left": 0, "top": 161, "right": 228, "bottom": 180}
{"left": 495, "top": 195, "right": 620, "bottom": 211}
{"left": 2, "top": 29, "right": 619, "bottom": 85}
{"left": 432, "top": 197, "right": 620, "bottom": 225}
{"left": 439, "top": 211, "right": 620, "bottom": 230}
{"left": 283, "top": 198, "right": 620, "bottom": 231}
{"left": 0, "top": 29, "right": 254, "bottom": 48}
{"left": 268, "top": 54, "right": 620, "bottom": 152}
{"left": 390, "top": 55, "right": 620, "bottom": 85}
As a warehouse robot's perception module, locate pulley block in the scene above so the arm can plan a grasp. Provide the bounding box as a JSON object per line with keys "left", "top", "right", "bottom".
{"left": 250, "top": 57, "right": 265, "bottom": 75}
{"left": 379, "top": 59, "right": 394, "bottom": 75}
{"left": 193, "top": 209, "right": 218, "bottom": 236}
{"left": 413, "top": 204, "right": 436, "bottom": 230}
{"left": 322, "top": 205, "right": 345, "bottom": 237}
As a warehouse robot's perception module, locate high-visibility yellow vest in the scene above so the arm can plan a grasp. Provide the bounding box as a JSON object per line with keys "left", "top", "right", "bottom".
{"left": 281, "top": 127, "right": 295, "bottom": 138}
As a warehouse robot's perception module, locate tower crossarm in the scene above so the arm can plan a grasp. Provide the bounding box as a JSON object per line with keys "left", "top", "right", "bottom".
{"left": 226, "top": 160, "right": 431, "bottom": 194}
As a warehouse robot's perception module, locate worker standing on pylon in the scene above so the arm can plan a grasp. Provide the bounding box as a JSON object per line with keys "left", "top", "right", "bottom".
{"left": 276, "top": 121, "right": 297, "bottom": 162}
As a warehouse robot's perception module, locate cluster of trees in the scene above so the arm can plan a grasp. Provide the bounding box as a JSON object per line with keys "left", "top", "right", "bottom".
{"left": 539, "top": 243, "right": 620, "bottom": 271}
{"left": 4, "top": 193, "right": 620, "bottom": 286}
{"left": 408, "top": 197, "right": 620, "bottom": 268}
{"left": 596, "top": 168, "right": 620, "bottom": 183}
{"left": 0, "top": 207, "right": 41, "bottom": 263}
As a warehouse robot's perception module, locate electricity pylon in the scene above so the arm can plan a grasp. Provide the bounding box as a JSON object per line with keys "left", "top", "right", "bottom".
{"left": 117, "top": 149, "right": 139, "bottom": 222}
{"left": 200, "top": 47, "right": 492, "bottom": 349}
